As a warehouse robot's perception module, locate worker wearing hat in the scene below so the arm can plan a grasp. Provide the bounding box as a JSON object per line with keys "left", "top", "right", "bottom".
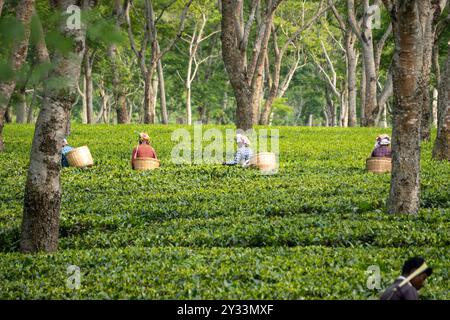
{"left": 131, "top": 132, "right": 157, "bottom": 169}
{"left": 371, "top": 134, "right": 392, "bottom": 158}
{"left": 380, "top": 257, "right": 433, "bottom": 300}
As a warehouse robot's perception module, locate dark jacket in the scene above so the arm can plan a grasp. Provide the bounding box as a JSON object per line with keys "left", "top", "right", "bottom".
{"left": 380, "top": 278, "right": 419, "bottom": 300}
{"left": 371, "top": 145, "right": 392, "bottom": 158}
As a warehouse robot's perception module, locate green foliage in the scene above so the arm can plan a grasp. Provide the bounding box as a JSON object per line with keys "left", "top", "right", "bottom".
{"left": 0, "top": 125, "right": 449, "bottom": 299}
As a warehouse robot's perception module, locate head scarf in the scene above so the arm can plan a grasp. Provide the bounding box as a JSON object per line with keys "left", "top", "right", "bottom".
{"left": 139, "top": 132, "right": 150, "bottom": 144}
{"left": 375, "top": 134, "right": 390, "bottom": 147}
{"left": 236, "top": 134, "right": 250, "bottom": 146}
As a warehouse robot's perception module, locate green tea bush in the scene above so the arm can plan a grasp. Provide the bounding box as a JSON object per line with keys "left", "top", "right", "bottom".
{"left": 0, "top": 124, "right": 449, "bottom": 299}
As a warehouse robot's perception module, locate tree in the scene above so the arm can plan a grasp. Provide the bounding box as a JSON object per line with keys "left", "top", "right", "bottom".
{"left": 348, "top": 0, "right": 393, "bottom": 127}
{"left": 182, "top": 9, "right": 219, "bottom": 125}
{"left": 20, "top": 0, "right": 92, "bottom": 253}
{"left": 125, "top": 0, "right": 192, "bottom": 124}
{"left": 384, "top": 0, "right": 424, "bottom": 215}
{"left": 418, "top": 1, "right": 448, "bottom": 141}
{"left": 432, "top": 40, "right": 450, "bottom": 160}
{"left": 83, "top": 46, "right": 95, "bottom": 124}
{"left": 109, "top": 0, "right": 129, "bottom": 124}
{"left": 221, "top": 0, "right": 283, "bottom": 130}
{"left": 330, "top": 0, "right": 359, "bottom": 126}
{"left": 259, "top": 0, "right": 328, "bottom": 125}
{"left": 0, "top": 0, "right": 35, "bottom": 151}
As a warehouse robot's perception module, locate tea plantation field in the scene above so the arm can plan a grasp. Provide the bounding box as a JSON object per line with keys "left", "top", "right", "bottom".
{"left": 0, "top": 124, "right": 449, "bottom": 299}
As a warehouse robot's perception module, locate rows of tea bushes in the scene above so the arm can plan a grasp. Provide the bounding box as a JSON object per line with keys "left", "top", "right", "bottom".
{"left": 0, "top": 124, "right": 449, "bottom": 299}
{"left": 0, "top": 246, "right": 448, "bottom": 299}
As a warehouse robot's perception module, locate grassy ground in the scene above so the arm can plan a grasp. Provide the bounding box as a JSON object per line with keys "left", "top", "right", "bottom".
{"left": 0, "top": 124, "right": 449, "bottom": 299}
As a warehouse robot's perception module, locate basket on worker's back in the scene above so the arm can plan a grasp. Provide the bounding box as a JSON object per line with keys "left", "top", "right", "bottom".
{"left": 366, "top": 157, "right": 391, "bottom": 173}
{"left": 249, "top": 152, "right": 277, "bottom": 172}
{"left": 66, "top": 146, "right": 94, "bottom": 168}
{"left": 132, "top": 157, "right": 160, "bottom": 171}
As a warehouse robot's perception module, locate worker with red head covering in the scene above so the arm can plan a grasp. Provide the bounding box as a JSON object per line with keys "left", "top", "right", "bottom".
{"left": 131, "top": 132, "right": 157, "bottom": 169}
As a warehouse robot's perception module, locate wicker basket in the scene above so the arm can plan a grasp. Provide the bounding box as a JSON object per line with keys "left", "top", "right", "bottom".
{"left": 132, "top": 157, "right": 160, "bottom": 171}
{"left": 249, "top": 152, "right": 277, "bottom": 171}
{"left": 366, "top": 157, "right": 392, "bottom": 173}
{"left": 66, "top": 146, "right": 94, "bottom": 168}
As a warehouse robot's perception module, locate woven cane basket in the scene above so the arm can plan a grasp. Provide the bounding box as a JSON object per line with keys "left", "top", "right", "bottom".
{"left": 66, "top": 146, "right": 94, "bottom": 168}
{"left": 366, "top": 157, "right": 391, "bottom": 173}
{"left": 133, "top": 157, "right": 160, "bottom": 171}
{"left": 249, "top": 152, "right": 277, "bottom": 171}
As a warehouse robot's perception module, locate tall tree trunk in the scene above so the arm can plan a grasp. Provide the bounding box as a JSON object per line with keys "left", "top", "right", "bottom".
{"left": 116, "top": 94, "right": 128, "bottom": 124}
{"left": 27, "top": 87, "right": 36, "bottom": 123}
{"left": 157, "top": 58, "right": 168, "bottom": 124}
{"left": 380, "top": 103, "right": 388, "bottom": 128}
{"left": 362, "top": 47, "right": 378, "bottom": 126}
{"left": 325, "top": 85, "right": 335, "bottom": 127}
{"left": 80, "top": 76, "right": 87, "bottom": 124}
{"left": 347, "top": 31, "right": 358, "bottom": 127}
{"left": 340, "top": 86, "right": 348, "bottom": 127}
{"left": 221, "top": 0, "right": 282, "bottom": 130}
{"left": 432, "top": 40, "right": 450, "bottom": 160}
{"left": 221, "top": 0, "right": 254, "bottom": 130}
{"left": 361, "top": 60, "right": 366, "bottom": 123}
{"left": 20, "top": 0, "right": 88, "bottom": 253}
{"left": 0, "top": 0, "right": 35, "bottom": 151}
{"left": 16, "top": 88, "right": 27, "bottom": 123}
{"left": 308, "top": 114, "right": 313, "bottom": 126}
{"left": 143, "top": 72, "right": 156, "bottom": 124}
{"left": 84, "top": 48, "right": 94, "bottom": 124}
{"left": 348, "top": 0, "right": 378, "bottom": 127}
{"left": 418, "top": 2, "right": 438, "bottom": 142}
{"left": 432, "top": 86, "right": 438, "bottom": 127}
{"left": 387, "top": 0, "right": 424, "bottom": 215}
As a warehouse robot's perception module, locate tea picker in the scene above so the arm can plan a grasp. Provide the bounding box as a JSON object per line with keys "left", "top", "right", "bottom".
{"left": 371, "top": 134, "right": 392, "bottom": 158}
{"left": 223, "top": 133, "right": 253, "bottom": 166}
{"left": 131, "top": 132, "right": 159, "bottom": 170}
{"left": 61, "top": 139, "right": 74, "bottom": 168}
{"left": 62, "top": 138, "right": 94, "bottom": 169}
{"left": 380, "top": 257, "right": 433, "bottom": 300}
{"left": 366, "top": 134, "right": 392, "bottom": 174}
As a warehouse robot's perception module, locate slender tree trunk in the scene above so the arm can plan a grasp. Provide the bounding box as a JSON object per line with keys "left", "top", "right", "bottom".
{"left": 361, "top": 60, "right": 366, "bottom": 123}
{"left": 362, "top": 44, "right": 378, "bottom": 126}
{"left": 16, "top": 88, "right": 27, "bottom": 123}
{"left": 380, "top": 103, "right": 388, "bottom": 128}
{"left": 432, "top": 86, "right": 438, "bottom": 127}
{"left": 0, "top": 0, "right": 35, "bottom": 152}
{"left": 20, "top": 0, "right": 88, "bottom": 253}
{"left": 340, "top": 86, "right": 348, "bottom": 127}
{"left": 308, "top": 114, "right": 313, "bottom": 127}
{"left": 81, "top": 76, "right": 87, "bottom": 124}
{"left": 157, "top": 58, "right": 168, "bottom": 124}
{"left": 348, "top": 0, "right": 378, "bottom": 126}
{"left": 418, "top": 2, "right": 437, "bottom": 141}
{"left": 347, "top": 31, "right": 358, "bottom": 127}
{"left": 186, "top": 82, "right": 192, "bottom": 125}
{"left": 116, "top": 94, "right": 128, "bottom": 124}
{"left": 84, "top": 48, "right": 94, "bottom": 124}
{"left": 432, "top": 41, "right": 450, "bottom": 160}
{"left": 27, "top": 87, "right": 36, "bottom": 123}
{"left": 186, "top": 41, "right": 194, "bottom": 125}
{"left": 387, "top": 0, "right": 424, "bottom": 215}
{"left": 143, "top": 71, "right": 156, "bottom": 124}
